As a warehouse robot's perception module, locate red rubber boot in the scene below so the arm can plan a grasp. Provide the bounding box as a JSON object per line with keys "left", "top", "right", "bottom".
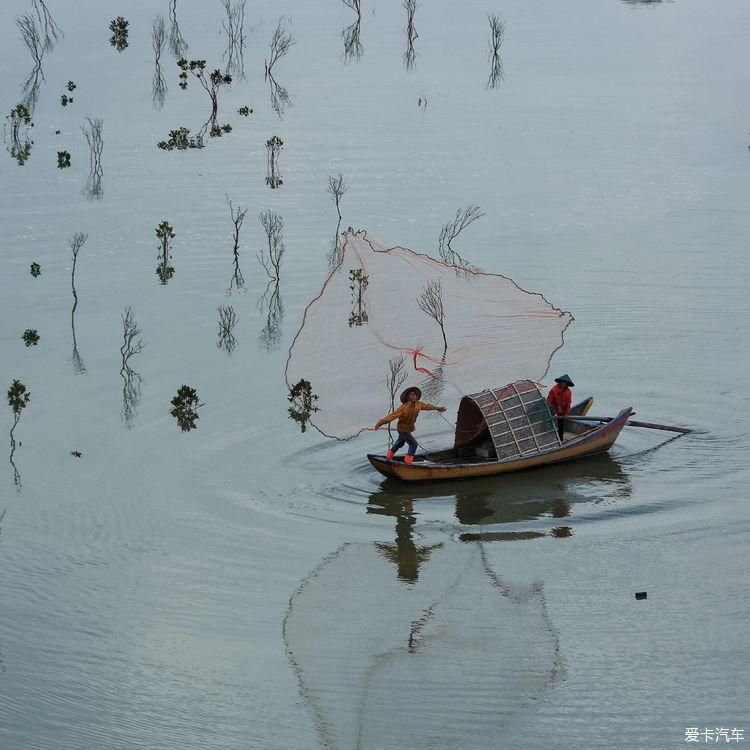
{"left": 404, "top": 454, "right": 414, "bottom": 465}
{"left": 385, "top": 449, "right": 395, "bottom": 460}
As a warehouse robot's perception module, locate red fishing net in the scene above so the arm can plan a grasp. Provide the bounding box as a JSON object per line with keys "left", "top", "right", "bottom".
{"left": 286, "top": 230, "right": 572, "bottom": 444}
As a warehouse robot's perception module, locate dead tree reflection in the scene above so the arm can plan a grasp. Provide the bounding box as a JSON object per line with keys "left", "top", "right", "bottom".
{"left": 327, "top": 174, "right": 347, "bottom": 266}
{"left": 226, "top": 197, "right": 247, "bottom": 293}
{"left": 403, "top": 0, "right": 418, "bottom": 71}
{"left": 342, "top": 0, "right": 363, "bottom": 62}
{"left": 82, "top": 117, "right": 103, "bottom": 200}
{"left": 222, "top": 0, "right": 247, "bottom": 80}
{"left": 217, "top": 304, "right": 239, "bottom": 355}
{"left": 16, "top": 12, "right": 46, "bottom": 112}
{"left": 155, "top": 221, "right": 175, "bottom": 284}
{"left": 258, "top": 209, "right": 285, "bottom": 349}
{"left": 385, "top": 354, "right": 407, "bottom": 445}
{"left": 437, "top": 204, "right": 484, "bottom": 268}
{"left": 168, "top": 0, "right": 188, "bottom": 57}
{"left": 120, "top": 307, "right": 145, "bottom": 427}
{"left": 152, "top": 16, "right": 167, "bottom": 109}
{"left": 487, "top": 14, "right": 505, "bottom": 89}
{"left": 348, "top": 268, "right": 369, "bottom": 327}
{"left": 265, "top": 20, "right": 295, "bottom": 117}
{"left": 69, "top": 233, "right": 88, "bottom": 373}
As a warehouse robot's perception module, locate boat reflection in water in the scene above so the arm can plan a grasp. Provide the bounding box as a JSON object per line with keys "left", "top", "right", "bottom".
{"left": 280, "top": 457, "right": 632, "bottom": 748}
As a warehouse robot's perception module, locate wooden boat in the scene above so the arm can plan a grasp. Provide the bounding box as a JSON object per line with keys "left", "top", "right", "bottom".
{"left": 368, "top": 380, "right": 632, "bottom": 483}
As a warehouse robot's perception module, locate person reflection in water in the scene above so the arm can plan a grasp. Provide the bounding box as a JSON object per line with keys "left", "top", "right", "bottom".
{"left": 547, "top": 374, "right": 574, "bottom": 441}
{"left": 374, "top": 386, "right": 446, "bottom": 464}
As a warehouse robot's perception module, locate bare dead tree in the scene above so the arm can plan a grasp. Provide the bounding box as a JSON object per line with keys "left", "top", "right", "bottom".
{"left": 168, "top": 0, "right": 188, "bottom": 57}
{"left": 258, "top": 209, "right": 285, "bottom": 280}
{"left": 17, "top": 13, "right": 45, "bottom": 111}
{"left": 404, "top": 0, "right": 418, "bottom": 71}
{"left": 32, "top": 0, "right": 62, "bottom": 50}
{"left": 81, "top": 117, "right": 103, "bottom": 200}
{"left": 342, "top": 14, "right": 363, "bottom": 62}
{"left": 120, "top": 306, "right": 144, "bottom": 426}
{"left": 328, "top": 174, "right": 347, "bottom": 221}
{"left": 437, "top": 204, "right": 485, "bottom": 267}
{"left": 258, "top": 281, "right": 283, "bottom": 350}
{"left": 69, "top": 233, "right": 88, "bottom": 373}
{"left": 417, "top": 279, "right": 447, "bottom": 353}
{"left": 217, "top": 304, "right": 239, "bottom": 354}
{"left": 152, "top": 15, "right": 167, "bottom": 109}
{"left": 221, "top": 0, "right": 246, "bottom": 79}
{"left": 342, "top": 0, "right": 361, "bottom": 10}
{"left": 487, "top": 14, "right": 505, "bottom": 89}
{"left": 265, "top": 20, "right": 294, "bottom": 116}
{"left": 227, "top": 196, "right": 247, "bottom": 292}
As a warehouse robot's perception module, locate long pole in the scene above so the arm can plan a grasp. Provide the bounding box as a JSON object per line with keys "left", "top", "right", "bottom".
{"left": 557, "top": 415, "right": 691, "bottom": 434}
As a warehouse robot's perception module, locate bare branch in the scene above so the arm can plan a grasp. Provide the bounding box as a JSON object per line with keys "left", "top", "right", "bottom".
{"left": 417, "top": 279, "right": 447, "bottom": 352}
{"left": 328, "top": 174, "right": 347, "bottom": 220}
{"left": 258, "top": 209, "right": 285, "bottom": 280}
{"left": 437, "top": 204, "right": 484, "bottom": 267}
{"left": 487, "top": 14, "right": 505, "bottom": 89}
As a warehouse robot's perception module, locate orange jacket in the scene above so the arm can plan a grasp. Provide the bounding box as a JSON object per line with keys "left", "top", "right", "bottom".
{"left": 376, "top": 401, "right": 439, "bottom": 433}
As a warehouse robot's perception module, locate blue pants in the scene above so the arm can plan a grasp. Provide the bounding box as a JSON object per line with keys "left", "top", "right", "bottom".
{"left": 392, "top": 431, "right": 418, "bottom": 455}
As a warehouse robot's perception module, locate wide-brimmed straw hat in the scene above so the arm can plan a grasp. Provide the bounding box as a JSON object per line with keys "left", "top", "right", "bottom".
{"left": 554, "top": 374, "right": 575, "bottom": 387}
{"left": 400, "top": 386, "right": 422, "bottom": 403}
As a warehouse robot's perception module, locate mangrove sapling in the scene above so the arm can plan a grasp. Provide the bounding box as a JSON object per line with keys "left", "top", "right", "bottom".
{"left": 170, "top": 385, "right": 203, "bottom": 432}
{"left": 120, "top": 306, "right": 144, "bottom": 426}
{"left": 81, "top": 117, "right": 103, "bottom": 199}
{"left": 168, "top": 0, "right": 188, "bottom": 57}
{"left": 265, "top": 136, "right": 283, "bottom": 188}
{"left": 437, "top": 204, "right": 485, "bottom": 268}
{"left": 155, "top": 221, "right": 175, "bottom": 284}
{"left": 288, "top": 378, "right": 319, "bottom": 433}
{"left": 221, "top": 0, "right": 247, "bottom": 80}
{"left": 57, "top": 150, "right": 71, "bottom": 168}
{"left": 328, "top": 174, "right": 347, "bottom": 221}
{"left": 348, "top": 268, "right": 369, "bottom": 327}
{"left": 22, "top": 329, "right": 39, "bottom": 347}
{"left": 226, "top": 197, "right": 247, "bottom": 292}
{"left": 30, "top": 262, "right": 41, "bottom": 277}
{"left": 265, "top": 20, "right": 295, "bottom": 116}
{"left": 217, "top": 305, "right": 239, "bottom": 355}
{"left": 238, "top": 106, "right": 252, "bottom": 116}
{"left": 342, "top": 0, "right": 363, "bottom": 62}
{"left": 487, "top": 14, "right": 505, "bottom": 89}
{"left": 417, "top": 279, "right": 447, "bottom": 353}
{"left": 6, "top": 103, "right": 34, "bottom": 166}
{"left": 7, "top": 379, "right": 31, "bottom": 480}
{"left": 152, "top": 16, "right": 167, "bottom": 109}
{"left": 403, "top": 0, "right": 418, "bottom": 71}
{"left": 109, "top": 17, "right": 129, "bottom": 52}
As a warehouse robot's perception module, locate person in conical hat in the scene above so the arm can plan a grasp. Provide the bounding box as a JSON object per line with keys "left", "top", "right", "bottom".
{"left": 374, "top": 386, "right": 446, "bottom": 464}
{"left": 547, "top": 375, "right": 574, "bottom": 441}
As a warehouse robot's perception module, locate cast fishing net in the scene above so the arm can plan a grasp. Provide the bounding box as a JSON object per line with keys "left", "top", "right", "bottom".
{"left": 283, "top": 538, "right": 561, "bottom": 749}
{"left": 286, "top": 230, "right": 572, "bottom": 446}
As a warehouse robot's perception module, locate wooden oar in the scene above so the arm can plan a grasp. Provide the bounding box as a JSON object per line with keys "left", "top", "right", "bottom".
{"left": 557, "top": 415, "right": 692, "bottom": 434}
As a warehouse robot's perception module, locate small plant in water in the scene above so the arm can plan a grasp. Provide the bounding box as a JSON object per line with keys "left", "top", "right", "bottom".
{"left": 22, "top": 329, "right": 40, "bottom": 347}
{"left": 7, "top": 104, "right": 34, "bottom": 166}
{"left": 157, "top": 126, "right": 202, "bottom": 151}
{"left": 288, "top": 378, "right": 319, "bottom": 433}
{"left": 7, "top": 380, "right": 30, "bottom": 438}
{"left": 348, "top": 268, "right": 369, "bottom": 327}
{"left": 30, "top": 262, "right": 41, "bottom": 277}
{"left": 57, "top": 150, "right": 71, "bottom": 168}
{"left": 238, "top": 105, "right": 252, "bottom": 116}
{"left": 170, "top": 385, "right": 202, "bottom": 431}
{"left": 67, "top": 80, "right": 76, "bottom": 92}
{"left": 155, "top": 220, "right": 175, "bottom": 284}
{"left": 60, "top": 94, "right": 73, "bottom": 106}
{"left": 109, "top": 17, "right": 129, "bottom": 52}
{"left": 265, "top": 135, "right": 283, "bottom": 188}
{"left": 70, "top": 450, "right": 82, "bottom": 458}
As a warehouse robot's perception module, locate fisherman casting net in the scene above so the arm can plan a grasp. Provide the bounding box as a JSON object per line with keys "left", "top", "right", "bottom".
{"left": 286, "top": 230, "right": 572, "bottom": 447}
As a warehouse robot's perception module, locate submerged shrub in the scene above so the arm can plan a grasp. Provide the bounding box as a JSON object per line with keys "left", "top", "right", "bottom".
{"left": 22, "top": 329, "right": 40, "bottom": 347}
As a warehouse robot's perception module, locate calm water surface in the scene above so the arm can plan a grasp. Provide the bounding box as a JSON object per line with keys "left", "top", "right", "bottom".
{"left": 1, "top": 0, "right": 749, "bottom": 748}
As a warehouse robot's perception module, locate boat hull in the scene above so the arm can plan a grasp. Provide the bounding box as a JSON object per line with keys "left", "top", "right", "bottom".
{"left": 367, "top": 407, "right": 632, "bottom": 483}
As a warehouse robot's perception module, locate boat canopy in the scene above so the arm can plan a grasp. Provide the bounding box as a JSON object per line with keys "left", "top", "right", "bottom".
{"left": 454, "top": 379, "right": 561, "bottom": 459}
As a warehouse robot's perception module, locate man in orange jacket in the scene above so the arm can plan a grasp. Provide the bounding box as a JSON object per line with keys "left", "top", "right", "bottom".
{"left": 375, "top": 386, "right": 446, "bottom": 463}
{"left": 547, "top": 374, "right": 574, "bottom": 441}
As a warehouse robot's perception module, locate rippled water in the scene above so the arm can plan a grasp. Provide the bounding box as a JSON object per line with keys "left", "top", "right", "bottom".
{"left": 1, "top": 0, "right": 749, "bottom": 748}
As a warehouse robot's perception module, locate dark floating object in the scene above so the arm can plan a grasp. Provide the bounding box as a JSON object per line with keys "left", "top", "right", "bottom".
{"left": 635, "top": 591, "right": 647, "bottom": 600}
{"left": 109, "top": 16, "right": 129, "bottom": 52}
{"left": 30, "top": 262, "right": 41, "bottom": 277}
{"left": 70, "top": 450, "right": 82, "bottom": 458}
{"left": 57, "top": 150, "right": 71, "bottom": 168}
{"left": 60, "top": 94, "right": 72, "bottom": 106}
{"left": 238, "top": 105, "right": 251, "bottom": 116}
{"left": 170, "top": 385, "right": 202, "bottom": 432}
{"left": 67, "top": 80, "right": 76, "bottom": 92}
{"left": 22, "top": 329, "right": 39, "bottom": 347}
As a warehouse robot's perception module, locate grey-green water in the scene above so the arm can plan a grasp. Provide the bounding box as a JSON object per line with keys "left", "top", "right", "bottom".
{"left": 1, "top": 0, "right": 749, "bottom": 748}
